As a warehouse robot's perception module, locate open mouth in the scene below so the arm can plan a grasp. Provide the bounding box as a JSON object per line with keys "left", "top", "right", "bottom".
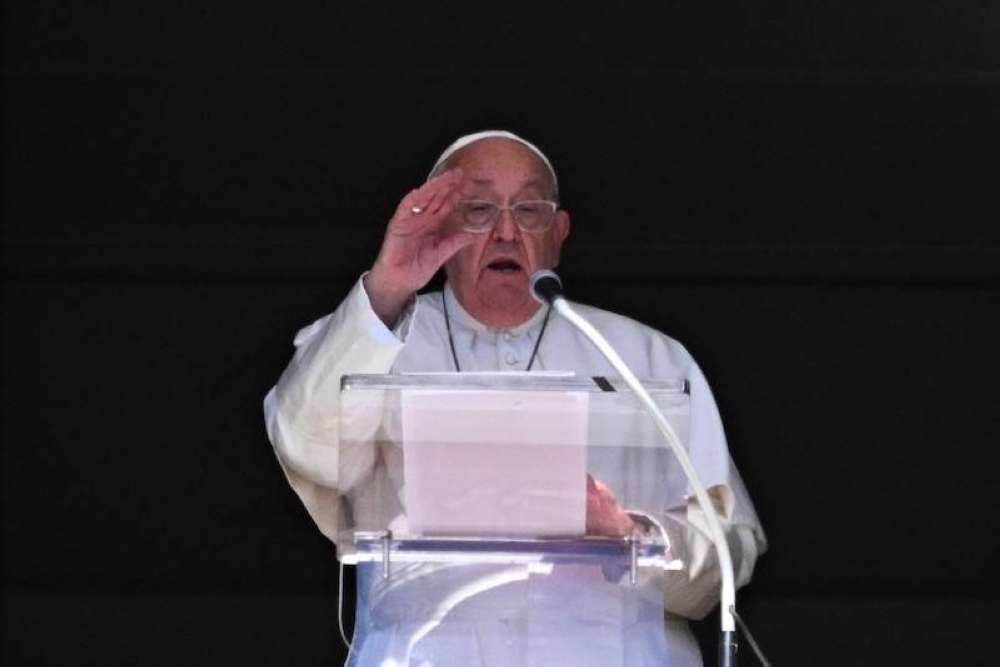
{"left": 486, "top": 259, "right": 523, "bottom": 273}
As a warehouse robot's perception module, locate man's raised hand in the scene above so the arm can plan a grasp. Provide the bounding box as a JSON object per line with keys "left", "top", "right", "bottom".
{"left": 365, "top": 168, "right": 474, "bottom": 325}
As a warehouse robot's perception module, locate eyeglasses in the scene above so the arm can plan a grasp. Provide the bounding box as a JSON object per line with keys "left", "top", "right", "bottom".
{"left": 456, "top": 200, "right": 559, "bottom": 233}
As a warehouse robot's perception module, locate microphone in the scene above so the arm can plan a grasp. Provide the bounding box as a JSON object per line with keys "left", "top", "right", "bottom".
{"left": 529, "top": 269, "right": 564, "bottom": 304}
{"left": 528, "top": 268, "right": 741, "bottom": 666}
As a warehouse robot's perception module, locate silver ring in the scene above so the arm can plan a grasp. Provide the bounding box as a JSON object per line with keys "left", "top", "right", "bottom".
{"left": 410, "top": 205, "right": 423, "bottom": 214}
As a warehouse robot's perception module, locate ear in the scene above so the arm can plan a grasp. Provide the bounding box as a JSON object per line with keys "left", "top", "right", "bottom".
{"left": 551, "top": 209, "right": 571, "bottom": 264}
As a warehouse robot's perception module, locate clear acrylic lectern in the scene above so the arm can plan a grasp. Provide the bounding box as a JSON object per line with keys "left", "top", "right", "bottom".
{"left": 338, "top": 372, "right": 690, "bottom": 667}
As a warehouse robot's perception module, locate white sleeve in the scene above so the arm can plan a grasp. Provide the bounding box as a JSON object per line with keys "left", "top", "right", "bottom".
{"left": 659, "top": 361, "right": 767, "bottom": 619}
{"left": 659, "top": 485, "right": 765, "bottom": 619}
{"left": 262, "top": 275, "right": 414, "bottom": 543}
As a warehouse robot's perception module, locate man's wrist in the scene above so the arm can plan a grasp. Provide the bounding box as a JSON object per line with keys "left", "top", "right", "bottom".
{"left": 626, "top": 511, "right": 657, "bottom": 539}
{"left": 362, "top": 270, "right": 415, "bottom": 328}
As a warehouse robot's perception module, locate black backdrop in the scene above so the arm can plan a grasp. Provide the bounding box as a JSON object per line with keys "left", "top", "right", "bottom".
{"left": 3, "top": 4, "right": 999, "bottom": 666}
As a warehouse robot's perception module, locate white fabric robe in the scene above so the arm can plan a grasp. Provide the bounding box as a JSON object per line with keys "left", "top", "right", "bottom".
{"left": 264, "top": 276, "right": 767, "bottom": 667}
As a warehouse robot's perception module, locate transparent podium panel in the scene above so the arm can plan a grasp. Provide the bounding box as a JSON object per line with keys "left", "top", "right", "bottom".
{"left": 338, "top": 373, "right": 690, "bottom": 667}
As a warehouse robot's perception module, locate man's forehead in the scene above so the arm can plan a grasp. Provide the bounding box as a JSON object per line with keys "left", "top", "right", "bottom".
{"left": 465, "top": 175, "right": 550, "bottom": 194}
{"left": 449, "top": 141, "right": 555, "bottom": 194}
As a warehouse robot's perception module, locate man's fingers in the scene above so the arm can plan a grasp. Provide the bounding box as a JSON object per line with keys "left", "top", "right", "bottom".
{"left": 389, "top": 169, "right": 467, "bottom": 238}
{"left": 433, "top": 229, "right": 476, "bottom": 264}
{"left": 399, "top": 168, "right": 465, "bottom": 216}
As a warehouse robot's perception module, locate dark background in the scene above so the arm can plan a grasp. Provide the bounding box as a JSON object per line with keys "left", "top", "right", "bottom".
{"left": 3, "top": 4, "right": 998, "bottom": 665}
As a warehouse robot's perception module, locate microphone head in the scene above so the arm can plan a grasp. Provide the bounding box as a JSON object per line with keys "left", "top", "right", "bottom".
{"left": 530, "top": 269, "right": 563, "bottom": 304}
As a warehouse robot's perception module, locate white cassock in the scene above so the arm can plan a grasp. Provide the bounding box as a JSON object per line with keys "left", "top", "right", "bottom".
{"left": 264, "top": 276, "right": 768, "bottom": 667}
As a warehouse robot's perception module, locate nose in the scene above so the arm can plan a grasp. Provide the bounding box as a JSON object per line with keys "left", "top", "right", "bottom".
{"left": 491, "top": 208, "right": 520, "bottom": 241}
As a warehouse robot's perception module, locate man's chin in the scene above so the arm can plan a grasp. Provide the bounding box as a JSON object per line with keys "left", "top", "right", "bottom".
{"left": 472, "top": 279, "right": 540, "bottom": 326}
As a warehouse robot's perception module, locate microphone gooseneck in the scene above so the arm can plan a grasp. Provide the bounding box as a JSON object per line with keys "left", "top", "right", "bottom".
{"left": 528, "top": 269, "right": 742, "bottom": 666}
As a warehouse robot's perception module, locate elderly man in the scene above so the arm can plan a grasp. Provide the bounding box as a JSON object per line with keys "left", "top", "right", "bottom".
{"left": 264, "top": 130, "right": 767, "bottom": 666}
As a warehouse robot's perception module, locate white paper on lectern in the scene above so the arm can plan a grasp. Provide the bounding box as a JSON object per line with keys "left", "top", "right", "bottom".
{"left": 401, "top": 388, "right": 590, "bottom": 538}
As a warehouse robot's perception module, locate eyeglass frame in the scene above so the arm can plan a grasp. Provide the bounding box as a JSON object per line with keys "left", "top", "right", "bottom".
{"left": 455, "top": 199, "right": 560, "bottom": 234}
